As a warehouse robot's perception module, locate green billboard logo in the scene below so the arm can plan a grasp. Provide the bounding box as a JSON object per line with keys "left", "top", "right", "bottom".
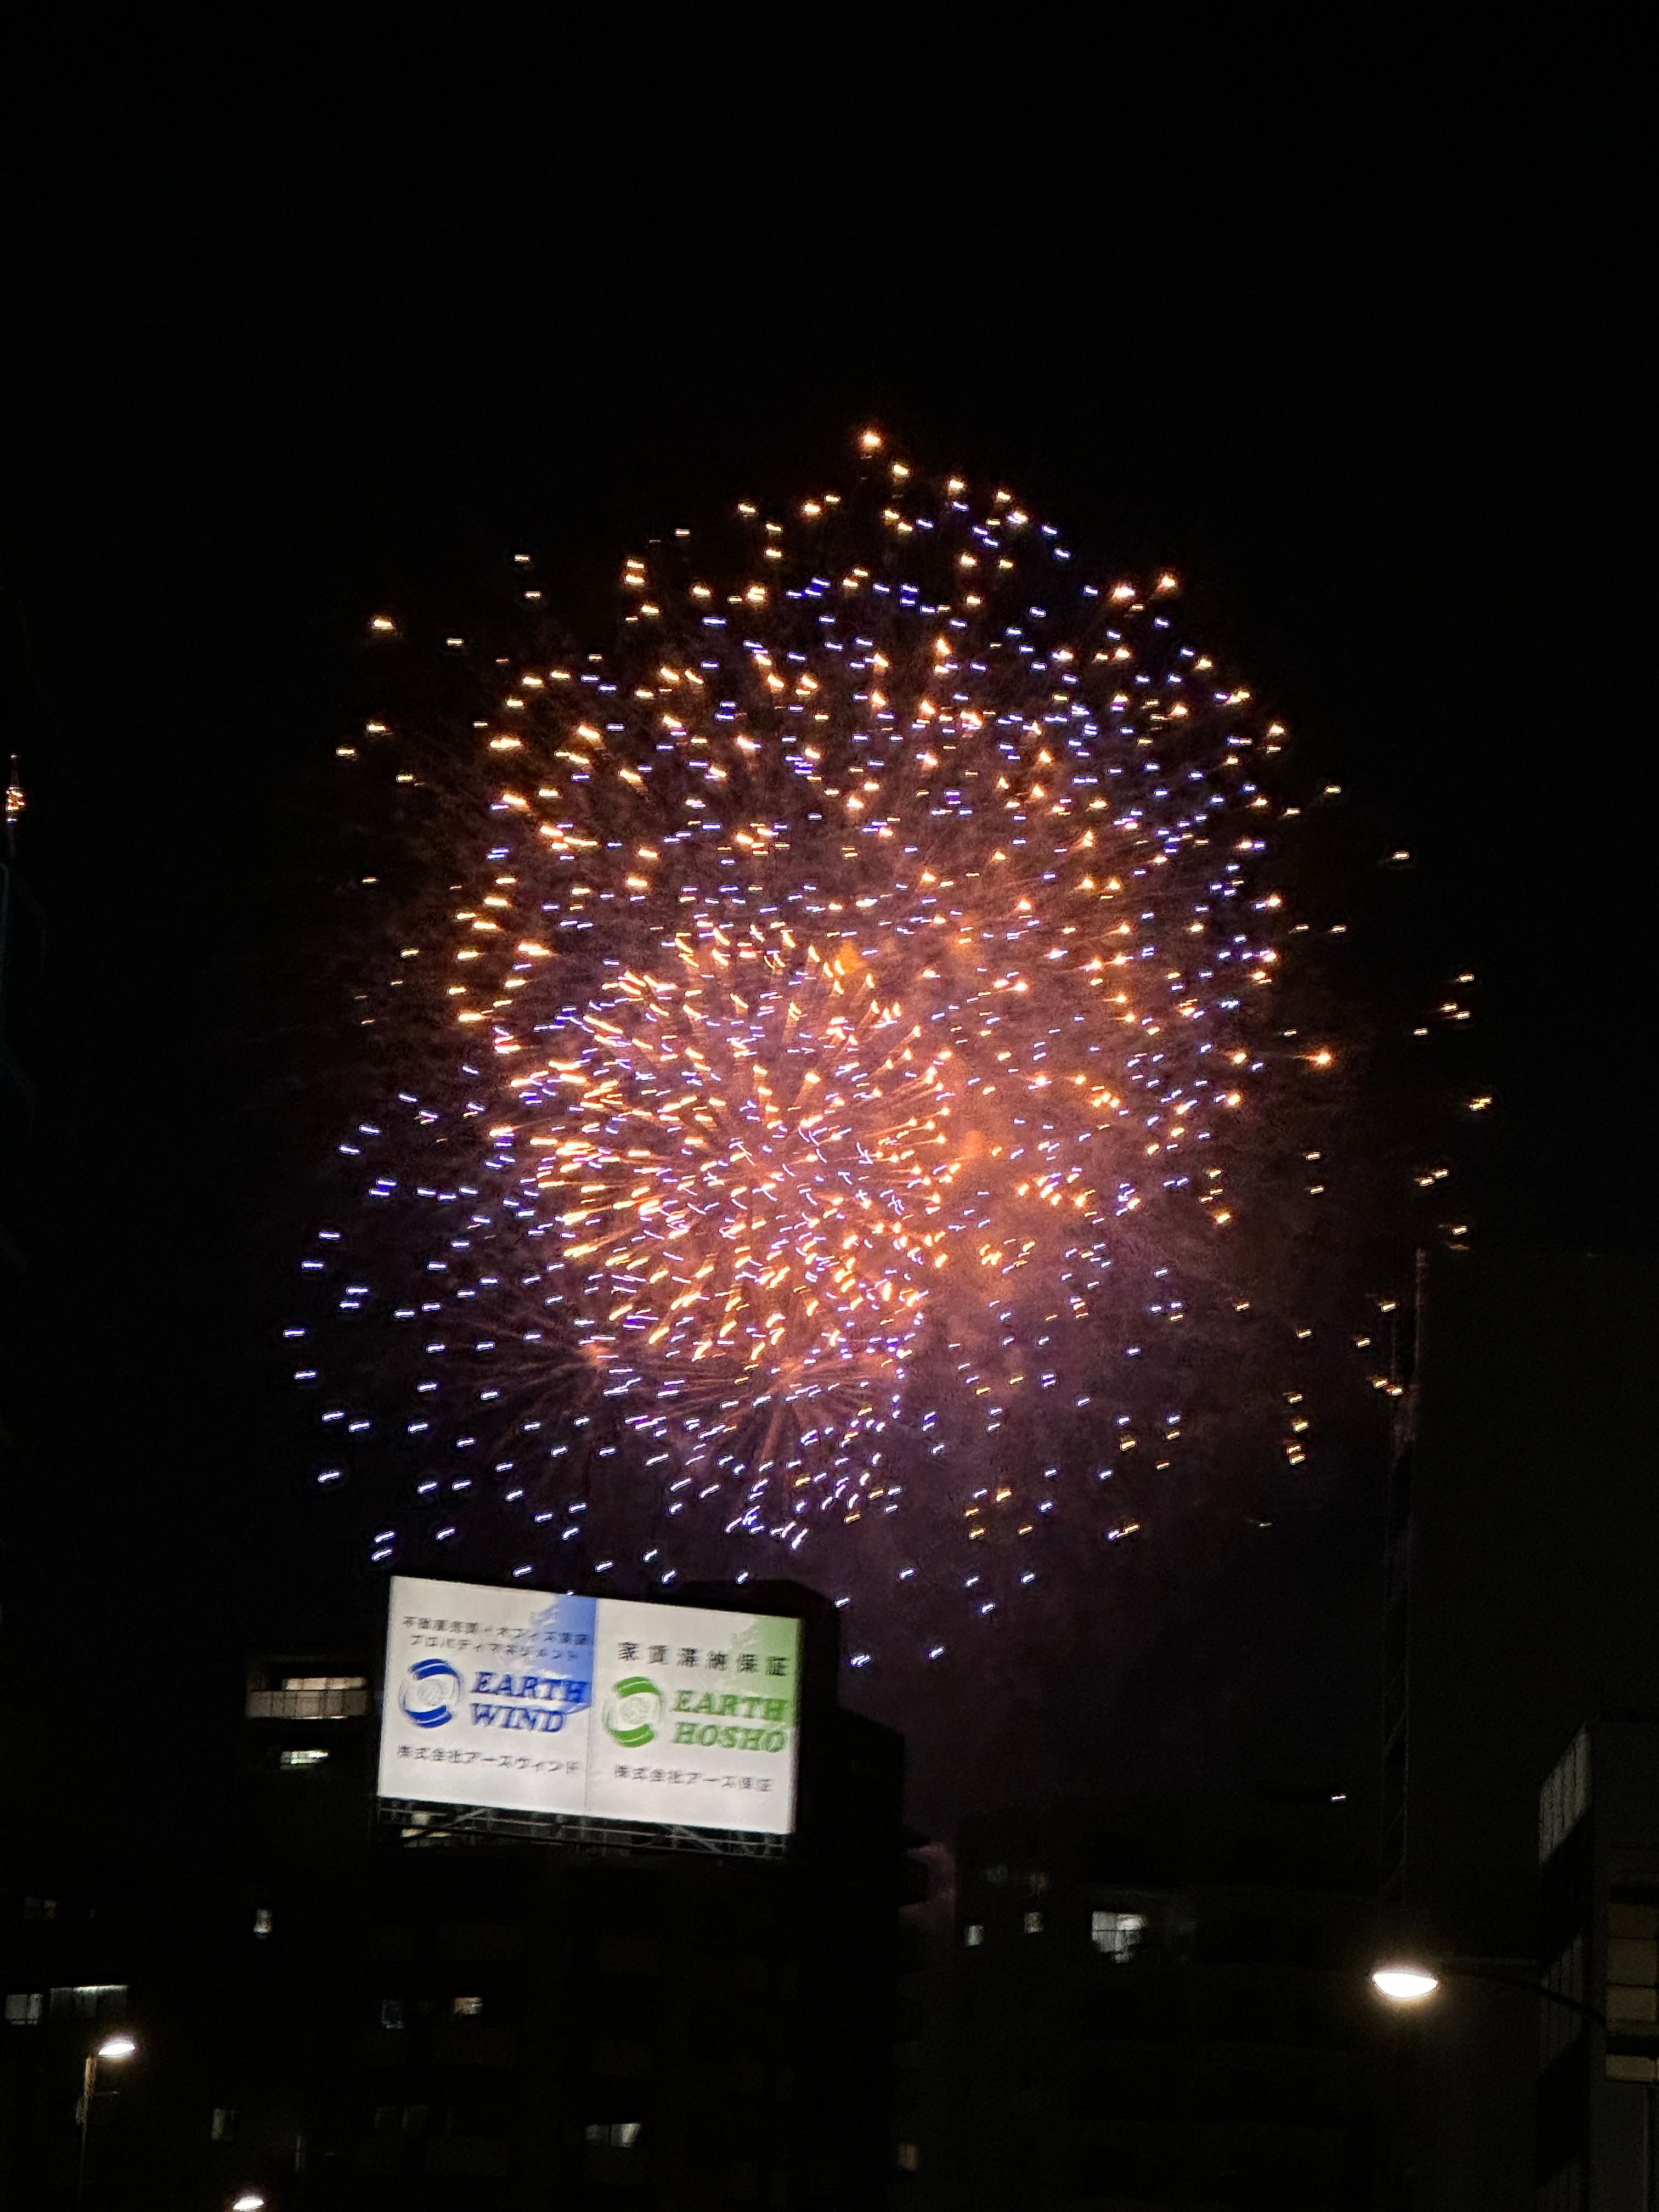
{"left": 603, "top": 1676, "right": 663, "bottom": 1749}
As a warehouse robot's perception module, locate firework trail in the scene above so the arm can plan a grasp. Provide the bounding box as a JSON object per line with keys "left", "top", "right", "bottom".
{"left": 297, "top": 434, "right": 1429, "bottom": 1658}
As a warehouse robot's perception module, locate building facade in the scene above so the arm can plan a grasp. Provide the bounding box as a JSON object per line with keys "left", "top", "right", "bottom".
{"left": 1537, "top": 1718, "right": 1659, "bottom": 2210}
{"left": 940, "top": 1796, "right": 1387, "bottom": 2209}
{"left": 1383, "top": 1248, "right": 1659, "bottom": 2205}
{"left": 2, "top": 1580, "right": 917, "bottom": 2209}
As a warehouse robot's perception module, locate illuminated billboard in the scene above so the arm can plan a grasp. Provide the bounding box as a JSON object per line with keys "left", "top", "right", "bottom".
{"left": 377, "top": 1575, "right": 802, "bottom": 1837}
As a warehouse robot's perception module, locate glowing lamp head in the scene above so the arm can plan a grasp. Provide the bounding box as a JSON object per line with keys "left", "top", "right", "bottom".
{"left": 232, "top": 2194, "right": 268, "bottom": 2211}
{"left": 97, "top": 2034, "right": 137, "bottom": 2061}
{"left": 1370, "top": 1965, "right": 1441, "bottom": 2004}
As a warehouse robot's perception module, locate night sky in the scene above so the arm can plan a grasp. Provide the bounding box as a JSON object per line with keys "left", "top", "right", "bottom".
{"left": 4, "top": 44, "right": 1644, "bottom": 1850}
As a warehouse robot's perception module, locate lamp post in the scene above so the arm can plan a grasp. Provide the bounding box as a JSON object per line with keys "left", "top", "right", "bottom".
{"left": 1371, "top": 1959, "right": 1657, "bottom": 2205}
{"left": 75, "top": 2034, "right": 137, "bottom": 2208}
{"left": 1370, "top": 1956, "right": 1609, "bottom": 2034}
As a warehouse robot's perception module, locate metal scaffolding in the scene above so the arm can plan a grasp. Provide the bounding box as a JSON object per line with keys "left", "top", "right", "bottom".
{"left": 377, "top": 1796, "right": 788, "bottom": 1861}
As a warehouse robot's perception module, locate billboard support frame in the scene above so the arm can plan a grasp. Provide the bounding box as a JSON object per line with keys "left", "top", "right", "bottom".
{"left": 378, "top": 1797, "right": 789, "bottom": 1861}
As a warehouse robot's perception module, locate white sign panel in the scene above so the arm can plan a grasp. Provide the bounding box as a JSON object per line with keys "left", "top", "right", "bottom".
{"left": 379, "top": 1575, "right": 802, "bottom": 1837}
{"left": 585, "top": 1596, "right": 802, "bottom": 1836}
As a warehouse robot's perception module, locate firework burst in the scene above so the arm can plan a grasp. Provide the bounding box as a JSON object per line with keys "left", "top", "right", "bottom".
{"left": 300, "top": 435, "right": 1414, "bottom": 1647}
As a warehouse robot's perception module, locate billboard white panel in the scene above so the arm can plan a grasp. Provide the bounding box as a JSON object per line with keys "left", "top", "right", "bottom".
{"left": 378, "top": 1575, "right": 802, "bottom": 1837}
{"left": 585, "top": 1597, "right": 802, "bottom": 1836}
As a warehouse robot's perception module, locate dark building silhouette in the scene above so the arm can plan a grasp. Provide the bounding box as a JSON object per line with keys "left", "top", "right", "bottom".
{"left": 1, "top": 1581, "right": 916, "bottom": 2208}
{"left": 888, "top": 1835, "right": 950, "bottom": 2204}
{"left": 0, "top": 750, "right": 41, "bottom": 1462}
{"left": 1536, "top": 1717, "right": 1659, "bottom": 2210}
{"left": 1384, "top": 1248, "right": 1659, "bottom": 2205}
{"left": 0, "top": 1838, "right": 142, "bottom": 2203}
{"left": 938, "top": 1795, "right": 1389, "bottom": 2209}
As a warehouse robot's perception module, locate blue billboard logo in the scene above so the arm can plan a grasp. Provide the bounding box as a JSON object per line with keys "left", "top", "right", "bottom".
{"left": 400, "top": 1658, "right": 462, "bottom": 1729}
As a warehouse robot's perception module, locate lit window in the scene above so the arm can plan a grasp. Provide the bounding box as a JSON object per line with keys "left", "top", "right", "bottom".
{"left": 280, "top": 1749, "right": 329, "bottom": 1769}
{"left": 963, "top": 1923, "right": 985, "bottom": 1948}
{"left": 1024, "top": 1910, "right": 1044, "bottom": 1935}
{"left": 897, "top": 2141, "right": 921, "bottom": 2172}
{"left": 246, "top": 1674, "right": 368, "bottom": 1719}
{"left": 22, "top": 1897, "right": 57, "bottom": 1922}
{"left": 380, "top": 1999, "right": 405, "bottom": 2030}
{"left": 4, "top": 1993, "right": 43, "bottom": 2027}
{"left": 452, "top": 1994, "right": 484, "bottom": 2018}
{"left": 252, "top": 1908, "right": 273, "bottom": 1938}
{"left": 585, "top": 2122, "right": 642, "bottom": 2148}
{"left": 1091, "top": 1909, "right": 1146, "bottom": 1961}
{"left": 210, "top": 2107, "right": 236, "bottom": 2142}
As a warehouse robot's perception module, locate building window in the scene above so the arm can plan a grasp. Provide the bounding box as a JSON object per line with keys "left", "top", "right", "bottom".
{"left": 963, "top": 1923, "right": 985, "bottom": 1949}
{"left": 452, "top": 1995, "right": 484, "bottom": 2018}
{"left": 1539, "top": 1727, "right": 1592, "bottom": 1863}
{"left": 1024, "top": 1910, "right": 1044, "bottom": 1935}
{"left": 380, "top": 1998, "right": 406, "bottom": 2030}
{"left": 1091, "top": 1910, "right": 1146, "bottom": 1961}
{"left": 246, "top": 1675, "right": 369, "bottom": 1720}
{"left": 1541, "top": 1934, "right": 1587, "bottom": 2066}
{"left": 210, "top": 2107, "right": 236, "bottom": 2142}
{"left": 22, "top": 1897, "right": 57, "bottom": 1922}
{"left": 49, "top": 1985, "right": 127, "bottom": 2022}
{"left": 252, "top": 1908, "right": 273, "bottom": 1938}
{"left": 897, "top": 2141, "right": 921, "bottom": 2172}
{"left": 279, "top": 1748, "right": 329, "bottom": 1769}
{"left": 592, "top": 2038, "right": 652, "bottom": 2078}
{"left": 1607, "top": 1900, "right": 1659, "bottom": 2049}
{"left": 4, "top": 1993, "right": 43, "bottom": 2027}
{"left": 584, "top": 2122, "right": 642, "bottom": 2148}
{"left": 597, "top": 1930, "right": 661, "bottom": 1976}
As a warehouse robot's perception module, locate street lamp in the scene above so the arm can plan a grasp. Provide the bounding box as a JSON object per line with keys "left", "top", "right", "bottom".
{"left": 1372, "top": 1958, "right": 1651, "bottom": 2204}
{"left": 231, "top": 2194, "right": 268, "bottom": 2211}
{"left": 1370, "top": 1956, "right": 1606, "bottom": 2032}
{"left": 76, "top": 2034, "right": 137, "bottom": 2208}
{"left": 1371, "top": 1964, "right": 1442, "bottom": 2003}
